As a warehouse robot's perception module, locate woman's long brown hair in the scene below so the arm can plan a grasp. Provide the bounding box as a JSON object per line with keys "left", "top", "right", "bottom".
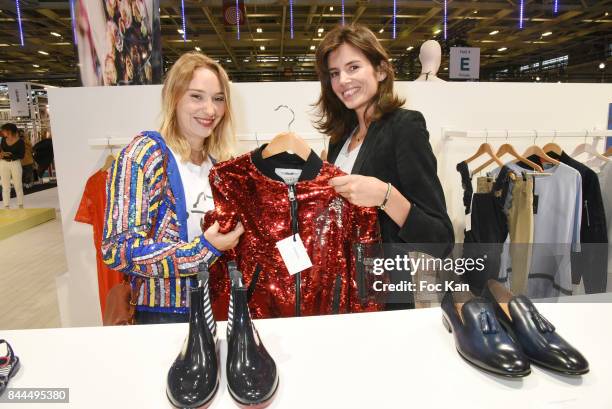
{"left": 313, "top": 24, "right": 405, "bottom": 145}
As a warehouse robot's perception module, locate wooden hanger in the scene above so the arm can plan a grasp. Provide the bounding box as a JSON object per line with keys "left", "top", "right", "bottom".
{"left": 542, "top": 131, "right": 563, "bottom": 156}
{"left": 262, "top": 132, "right": 312, "bottom": 161}
{"left": 473, "top": 142, "right": 544, "bottom": 174}
{"left": 522, "top": 131, "right": 560, "bottom": 166}
{"left": 463, "top": 132, "right": 504, "bottom": 173}
{"left": 101, "top": 154, "right": 116, "bottom": 171}
{"left": 101, "top": 140, "right": 116, "bottom": 171}
{"left": 605, "top": 146, "right": 612, "bottom": 157}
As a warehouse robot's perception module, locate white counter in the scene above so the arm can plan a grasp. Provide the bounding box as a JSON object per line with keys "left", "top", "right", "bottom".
{"left": 2, "top": 302, "right": 610, "bottom": 408}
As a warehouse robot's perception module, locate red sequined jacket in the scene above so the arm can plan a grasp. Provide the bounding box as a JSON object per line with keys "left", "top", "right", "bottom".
{"left": 205, "top": 146, "right": 383, "bottom": 319}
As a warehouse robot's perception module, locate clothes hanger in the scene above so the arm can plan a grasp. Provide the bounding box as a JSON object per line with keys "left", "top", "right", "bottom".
{"left": 472, "top": 130, "right": 544, "bottom": 174}
{"left": 262, "top": 105, "right": 311, "bottom": 161}
{"left": 101, "top": 139, "right": 116, "bottom": 171}
{"left": 570, "top": 130, "right": 610, "bottom": 163}
{"left": 541, "top": 130, "right": 563, "bottom": 156}
{"left": 462, "top": 129, "right": 504, "bottom": 174}
{"left": 521, "top": 130, "right": 560, "bottom": 166}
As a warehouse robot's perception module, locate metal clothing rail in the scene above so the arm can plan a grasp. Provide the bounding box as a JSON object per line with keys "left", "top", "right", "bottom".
{"left": 88, "top": 137, "right": 133, "bottom": 147}
{"left": 237, "top": 132, "right": 328, "bottom": 142}
{"left": 443, "top": 128, "right": 612, "bottom": 139}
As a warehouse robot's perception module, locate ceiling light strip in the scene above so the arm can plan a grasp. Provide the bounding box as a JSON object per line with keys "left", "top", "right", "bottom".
{"left": 554, "top": 0, "right": 558, "bottom": 14}
{"left": 15, "top": 0, "right": 24, "bottom": 46}
{"left": 180, "top": 0, "right": 187, "bottom": 41}
{"left": 290, "top": 0, "right": 294, "bottom": 39}
{"left": 519, "top": 0, "right": 524, "bottom": 29}
{"left": 392, "top": 0, "right": 397, "bottom": 39}
{"left": 70, "top": 0, "right": 77, "bottom": 45}
{"left": 236, "top": 0, "right": 240, "bottom": 39}
{"left": 443, "top": 0, "right": 447, "bottom": 40}
{"left": 341, "top": 0, "right": 345, "bottom": 25}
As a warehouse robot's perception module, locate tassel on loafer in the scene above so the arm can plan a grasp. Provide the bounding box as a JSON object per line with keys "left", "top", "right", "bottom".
{"left": 441, "top": 290, "right": 531, "bottom": 378}
{"left": 482, "top": 280, "right": 589, "bottom": 376}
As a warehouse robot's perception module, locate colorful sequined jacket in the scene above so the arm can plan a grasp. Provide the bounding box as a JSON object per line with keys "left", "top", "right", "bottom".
{"left": 101, "top": 131, "right": 221, "bottom": 314}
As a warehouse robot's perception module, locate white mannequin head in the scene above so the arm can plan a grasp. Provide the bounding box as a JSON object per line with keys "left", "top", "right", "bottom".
{"left": 418, "top": 40, "right": 442, "bottom": 78}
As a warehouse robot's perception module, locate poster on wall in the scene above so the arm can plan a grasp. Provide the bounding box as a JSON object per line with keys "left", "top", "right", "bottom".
{"left": 75, "top": 0, "right": 162, "bottom": 86}
{"left": 7, "top": 82, "right": 30, "bottom": 117}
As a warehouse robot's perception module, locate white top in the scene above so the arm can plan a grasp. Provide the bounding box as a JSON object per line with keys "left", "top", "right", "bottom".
{"left": 2, "top": 298, "right": 611, "bottom": 408}
{"left": 334, "top": 135, "right": 362, "bottom": 174}
{"left": 169, "top": 147, "right": 215, "bottom": 242}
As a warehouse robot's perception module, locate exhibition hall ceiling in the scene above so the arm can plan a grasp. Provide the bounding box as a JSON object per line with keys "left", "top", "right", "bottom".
{"left": 0, "top": 0, "right": 609, "bottom": 86}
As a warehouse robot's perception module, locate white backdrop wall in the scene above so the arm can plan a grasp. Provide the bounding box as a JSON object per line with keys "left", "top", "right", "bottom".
{"left": 49, "top": 82, "right": 612, "bottom": 327}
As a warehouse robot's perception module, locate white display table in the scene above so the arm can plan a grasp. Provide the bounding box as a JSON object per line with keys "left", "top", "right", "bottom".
{"left": 2, "top": 302, "right": 611, "bottom": 408}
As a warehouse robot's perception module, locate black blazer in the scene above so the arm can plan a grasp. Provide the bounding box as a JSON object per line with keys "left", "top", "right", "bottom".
{"left": 327, "top": 108, "right": 454, "bottom": 255}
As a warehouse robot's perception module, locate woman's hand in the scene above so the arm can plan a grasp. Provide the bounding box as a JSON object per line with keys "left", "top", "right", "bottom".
{"left": 328, "top": 175, "right": 387, "bottom": 207}
{"left": 204, "top": 221, "right": 245, "bottom": 251}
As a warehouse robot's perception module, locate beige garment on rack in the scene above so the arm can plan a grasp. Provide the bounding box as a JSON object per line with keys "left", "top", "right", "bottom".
{"left": 476, "top": 173, "right": 534, "bottom": 295}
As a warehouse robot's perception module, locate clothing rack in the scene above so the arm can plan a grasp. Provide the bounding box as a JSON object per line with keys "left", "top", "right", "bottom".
{"left": 237, "top": 132, "right": 328, "bottom": 142}
{"left": 443, "top": 129, "right": 611, "bottom": 139}
{"left": 88, "top": 137, "right": 133, "bottom": 147}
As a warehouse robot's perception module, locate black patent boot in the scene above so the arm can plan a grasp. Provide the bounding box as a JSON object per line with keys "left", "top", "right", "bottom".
{"left": 226, "top": 262, "right": 279, "bottom": 408}
{"left": 167, "top": 266, "right": 219, "bottom": 409}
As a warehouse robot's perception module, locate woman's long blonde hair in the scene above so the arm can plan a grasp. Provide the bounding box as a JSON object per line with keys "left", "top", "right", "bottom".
{"left": 159, "top": 52, "right": 235, "bottom": 162}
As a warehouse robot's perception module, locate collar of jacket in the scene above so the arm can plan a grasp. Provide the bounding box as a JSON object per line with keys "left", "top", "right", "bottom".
{"left": 140, "top": 130, "right": 189, "bottom": 242}
{"left": 251, "top": 143, "right": 323, "bottom": 183}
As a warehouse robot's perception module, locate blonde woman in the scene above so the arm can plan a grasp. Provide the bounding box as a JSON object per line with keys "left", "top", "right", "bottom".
{"left": 102, "top": 52, "right": 244, "bottom": 324}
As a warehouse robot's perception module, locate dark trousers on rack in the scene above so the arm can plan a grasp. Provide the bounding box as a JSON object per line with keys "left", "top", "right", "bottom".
{"left": 457, "top": 162, "right": 512, "bottom": 294}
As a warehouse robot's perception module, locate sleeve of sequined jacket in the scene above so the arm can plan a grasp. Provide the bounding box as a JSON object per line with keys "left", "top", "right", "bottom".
{"left": 206, "top": 164, "right": 241, "bottom": 235}
{"left": 101, "top": 137, "right": 219, "bottom": 278}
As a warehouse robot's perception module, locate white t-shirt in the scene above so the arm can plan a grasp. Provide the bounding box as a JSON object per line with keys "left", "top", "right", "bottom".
{"left": 169, "top": 147, "right": 215, "bottom": 242}
{"left": 334, "top": 135, "right": 362, "bottom": 174}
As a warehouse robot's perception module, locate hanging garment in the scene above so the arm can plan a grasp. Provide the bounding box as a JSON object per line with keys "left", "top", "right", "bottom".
{"left": 599, "top": 162, "right": 612, "bottom": 291}
{"left": 75, "top": 169, "right": 124, "bottom": 317}
{"left": 547, "top": 151, "right": 608, "bottom": 294}
{"left": 496, "top": 160, "right": 582, "bottom": 298}
{"left": 204, "top": 145, "right": 382, "bottom": 319}
{"left": 456, "top": 162, "right": 513, "bottom": 294}
{"left": 480, "top": 173, "right": 535, "bottom": 295}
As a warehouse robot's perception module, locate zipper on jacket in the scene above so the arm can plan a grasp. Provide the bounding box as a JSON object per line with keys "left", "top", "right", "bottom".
{"left": 331, "top": 274, "right": 342, "bottom": 314}
{"left": 288, "top": 184, "right": 301, "bottom": 317}
{"left": 584, "top": 200, "right": 590, "bottom": 227}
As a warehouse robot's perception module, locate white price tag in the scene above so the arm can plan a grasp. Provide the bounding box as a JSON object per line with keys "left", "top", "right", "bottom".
{"left": 465, "top": 212, "right": 472, "bottom": 232}
{"left": 276, "top": 234, "right": 313, "bottom": 275}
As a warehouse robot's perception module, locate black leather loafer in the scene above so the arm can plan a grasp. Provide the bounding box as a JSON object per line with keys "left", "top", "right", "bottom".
{"left": 482, "top": 280, "right": 589, "bottom": 376}
{"left": 226, "top": 262, "right": 279, "bottom": 409}
{"left": 0, "top": 339, "right": 20, "bottom": 398}
{"left": 441, "top": 290, "right": 531, "bottom": 377}
{"left": 167, "top": 268, "right": 220, "bottom": 409}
